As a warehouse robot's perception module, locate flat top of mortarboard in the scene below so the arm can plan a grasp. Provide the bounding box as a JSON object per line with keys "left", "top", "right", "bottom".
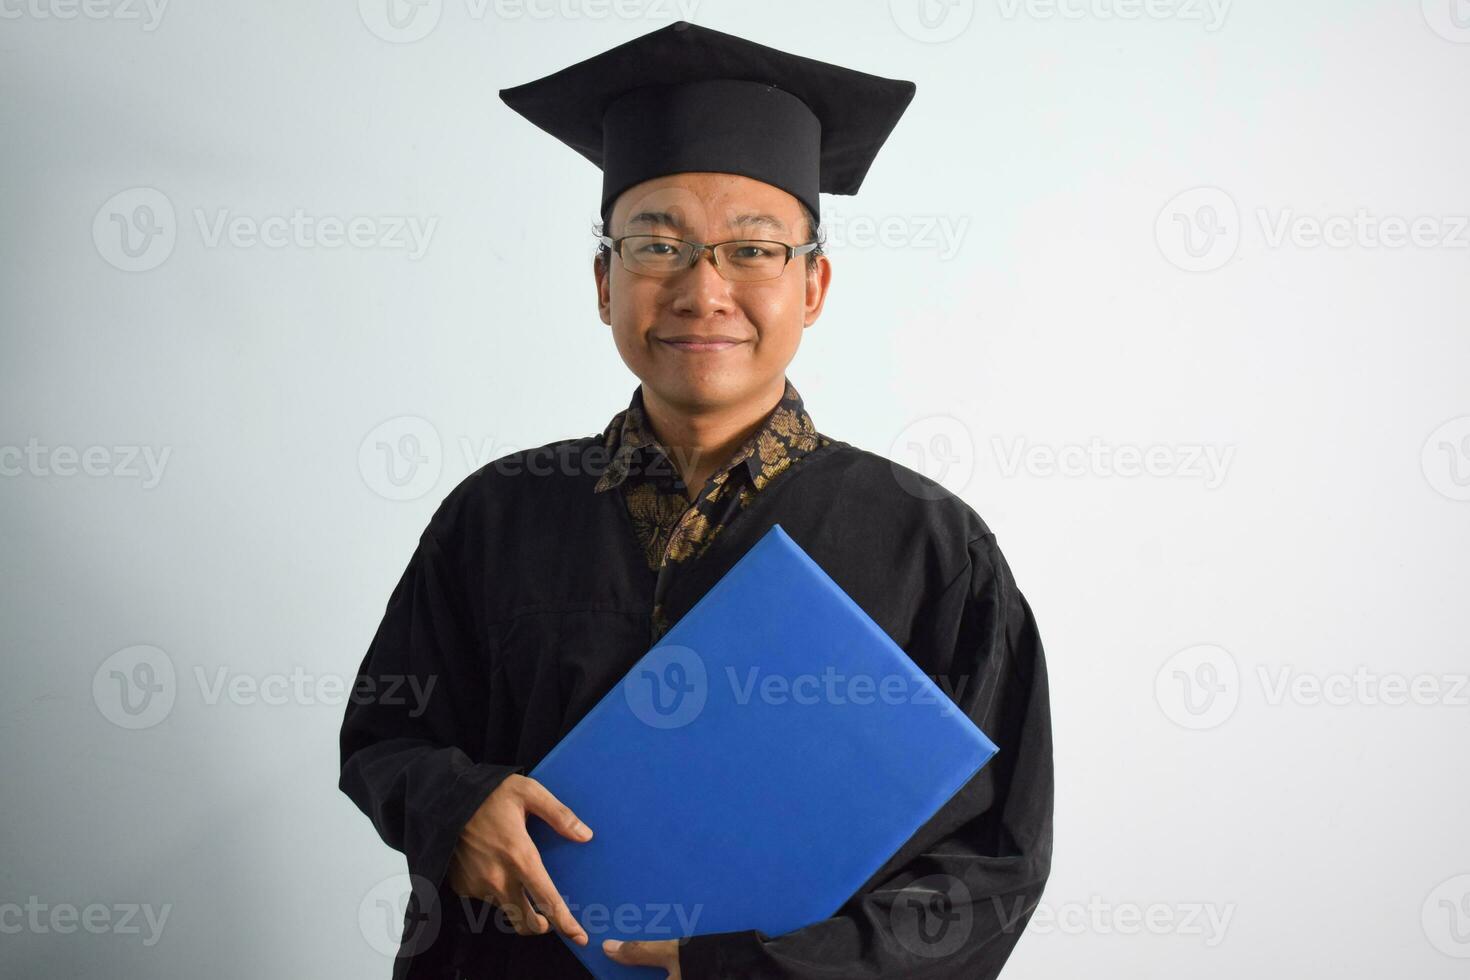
{"left": 498, "top": 20, "right": 917, "bottom": 200}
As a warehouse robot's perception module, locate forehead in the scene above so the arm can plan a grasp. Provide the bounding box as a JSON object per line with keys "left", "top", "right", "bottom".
{"left": 609, "top": 172, "right": 802, "bottom": 234}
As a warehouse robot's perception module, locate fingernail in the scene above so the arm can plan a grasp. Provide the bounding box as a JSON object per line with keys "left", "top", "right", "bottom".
{"left": 604, "top": 939, "right": 622, "bottom": 952}
{"left": 574, "top": 821, "right": 593, "bottom": 840}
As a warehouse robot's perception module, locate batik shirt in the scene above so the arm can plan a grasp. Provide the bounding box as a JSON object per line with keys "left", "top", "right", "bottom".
{"left": 592, "top": 376, "right": 831, "bottom": 643}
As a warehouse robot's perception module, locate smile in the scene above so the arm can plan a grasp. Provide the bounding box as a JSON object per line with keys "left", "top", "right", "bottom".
{"left": 659, "top": 340, "right": 746, "bottom": 353}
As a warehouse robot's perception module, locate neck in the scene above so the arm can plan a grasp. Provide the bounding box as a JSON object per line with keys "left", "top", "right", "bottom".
{"left": 640, "top": 377, "right": 786, "bottom": 499}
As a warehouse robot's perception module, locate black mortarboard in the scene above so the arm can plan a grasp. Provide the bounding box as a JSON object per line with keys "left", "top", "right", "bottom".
{"left": 497, "top": 20, "right": 917, "bottom": 227}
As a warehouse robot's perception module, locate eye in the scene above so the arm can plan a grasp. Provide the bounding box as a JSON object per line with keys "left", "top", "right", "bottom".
{"left": 635, "top": 241, "right": 677, "bottom": 256}
{"left": 733, "top": 244, "right": 775, "bottom": 259}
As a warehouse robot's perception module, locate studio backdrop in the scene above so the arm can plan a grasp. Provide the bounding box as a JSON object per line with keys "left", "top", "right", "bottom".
{"left": 2, "top": 2, "right": 1467, "bottom": 978}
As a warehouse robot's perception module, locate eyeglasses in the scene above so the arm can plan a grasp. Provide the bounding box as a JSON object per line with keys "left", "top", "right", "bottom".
{"left": 597, "top": 234, "right": 818, "bottom": 283}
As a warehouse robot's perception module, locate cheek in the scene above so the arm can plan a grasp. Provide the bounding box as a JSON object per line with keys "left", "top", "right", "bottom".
{"left": 740, "top": 279, "right": 807, "bottom": 343}
{"left": 606, "top": 279, "right": 659, "bottom": 365}
{"left": 609, "top": 268, "right": 659, "bottom": 317}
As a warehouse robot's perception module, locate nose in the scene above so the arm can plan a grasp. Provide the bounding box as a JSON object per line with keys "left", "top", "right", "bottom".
{"left": 667, "top": 245, "right": 735, "bottom": 318}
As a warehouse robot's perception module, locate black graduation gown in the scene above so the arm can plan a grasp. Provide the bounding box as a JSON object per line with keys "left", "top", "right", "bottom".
{"left": 338, "top": 434, "right": 1053, "bottom": 979}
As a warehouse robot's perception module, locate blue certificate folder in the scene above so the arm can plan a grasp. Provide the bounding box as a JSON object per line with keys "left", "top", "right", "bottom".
{"left": 525, "top": 523, "right": 998, "bottom": 978}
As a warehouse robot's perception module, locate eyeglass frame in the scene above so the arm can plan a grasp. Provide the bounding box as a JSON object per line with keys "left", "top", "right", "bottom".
{"left": 596, "top": 233, "right": 820, "bottom": 282}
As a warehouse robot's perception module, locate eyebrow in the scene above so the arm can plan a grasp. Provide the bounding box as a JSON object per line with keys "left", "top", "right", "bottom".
{"left": 624, "top": 210, "right": 789, "bottom": 237}
{"left": 729, "top": 213, "right": 789, "bottom": 235}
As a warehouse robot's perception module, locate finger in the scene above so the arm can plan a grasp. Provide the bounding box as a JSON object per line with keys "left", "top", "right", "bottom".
{"left": 502, "top": 902, "right": 544, "bottom": 937}
{"left": 516, "top": 885, "right": 549, "bottom": 937}
{"left": 520, "top": 780, "right": 595, "bottom": 843}
{"left": 485, "top": 882, "right": 535, "bottom": 937}
{"left": 603, "top": 938, "right": 677, "bottom": 967}
{"left": 518, "top": 856, "right": 588, "bottom": 946}
{"left": 497, "top": 899, "right": 524, "bottom": 934}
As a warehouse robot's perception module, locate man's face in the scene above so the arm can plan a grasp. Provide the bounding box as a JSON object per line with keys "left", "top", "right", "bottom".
{"left": 595, "top": 171, "right": 832, "bottom": 415}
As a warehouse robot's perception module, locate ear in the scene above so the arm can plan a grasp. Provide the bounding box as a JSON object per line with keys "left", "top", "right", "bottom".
{"left": 594, "top": 252, "right": 612, "bottom": 326}
{"left": 803, "top": 254, "right": 832, "bottom": 327}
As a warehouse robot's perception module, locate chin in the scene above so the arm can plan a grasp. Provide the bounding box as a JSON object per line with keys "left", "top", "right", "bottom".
{"left": 650, "top": 372, "right": 752, "bottom": 408}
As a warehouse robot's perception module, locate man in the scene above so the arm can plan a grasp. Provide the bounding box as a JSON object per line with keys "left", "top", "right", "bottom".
{"left": 339, "top": 20, "right": 1053, "bottom": 980}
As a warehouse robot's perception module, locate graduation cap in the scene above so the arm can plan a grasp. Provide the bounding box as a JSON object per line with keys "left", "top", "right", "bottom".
{"left": 497, "top": 20, "right": 917, "bottom": 228}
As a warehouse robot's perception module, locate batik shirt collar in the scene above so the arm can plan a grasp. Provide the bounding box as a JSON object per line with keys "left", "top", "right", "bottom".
{"left": 593, "top": 377, "right": 820, "bottom": 494}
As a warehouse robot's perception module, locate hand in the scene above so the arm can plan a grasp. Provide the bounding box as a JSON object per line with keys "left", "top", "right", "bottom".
{"left": 446, "top": 773, "right": 594, "bottom": 945}
{"left": 603, "top": 938, "right": 681, "bottom": 978}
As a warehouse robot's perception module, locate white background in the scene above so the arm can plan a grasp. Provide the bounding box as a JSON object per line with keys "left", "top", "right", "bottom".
{"left": 3, "top": 1, "right": 1468, "bottom": 977}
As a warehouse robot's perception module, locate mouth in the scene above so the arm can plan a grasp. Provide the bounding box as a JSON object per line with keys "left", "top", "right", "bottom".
{"left": 657, "top": 337, "right": 747, "bottom": 353}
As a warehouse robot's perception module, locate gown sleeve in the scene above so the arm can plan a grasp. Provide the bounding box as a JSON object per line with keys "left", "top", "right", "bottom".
{"left": 338, "top": 521, "right": 526, "bottom": 908}
{"left": 677, "top": 531, "right": 1054, "bottom": 979}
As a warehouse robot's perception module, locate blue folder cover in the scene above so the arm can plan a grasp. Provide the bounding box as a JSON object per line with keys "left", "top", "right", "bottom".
{"left": 525, "top": 523, "right": 999, "bottom": 978}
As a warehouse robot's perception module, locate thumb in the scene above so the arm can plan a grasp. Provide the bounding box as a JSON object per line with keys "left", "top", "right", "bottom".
{"left": 604, "top": 939, "right": 670, "bottom": 967}
{"left": 521, "top": 779, "right": 594, "bottom": 843}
